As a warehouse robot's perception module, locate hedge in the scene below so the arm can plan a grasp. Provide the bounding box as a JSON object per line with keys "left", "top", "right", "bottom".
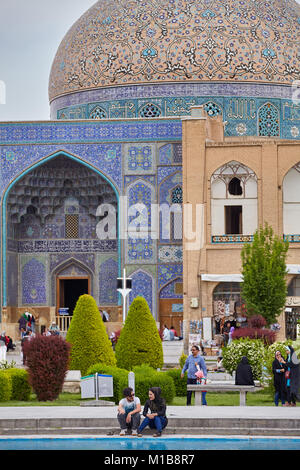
{"left": 86, "top": 363, "right": 176, "bottom": 405}
{"left": 0, "top": 370, "right": 12, "bottom": 401}
{"left": 165, "top": 368, "right": 187, "bottom": 397}
{"left": 5, "top": 369, "right": 31, "bottom": 401}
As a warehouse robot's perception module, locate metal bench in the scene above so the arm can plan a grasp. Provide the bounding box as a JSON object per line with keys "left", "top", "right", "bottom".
{"left": 187, "top": 383, "right": 263, "bottom": 406}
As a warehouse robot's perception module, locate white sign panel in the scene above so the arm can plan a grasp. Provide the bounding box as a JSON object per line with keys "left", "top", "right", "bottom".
{"left": 81, "top": 375, "right": 96, "bottom": 399}
{"left": 97, "top": 374, "right": 113, "bottom": 397}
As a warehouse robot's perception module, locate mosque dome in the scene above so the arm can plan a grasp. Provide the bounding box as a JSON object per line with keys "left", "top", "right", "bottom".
{"left": 49, "top": 0, "right": 300, "bottom": 104}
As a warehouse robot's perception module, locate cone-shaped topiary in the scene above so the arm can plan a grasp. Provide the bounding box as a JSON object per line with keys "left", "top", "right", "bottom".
{"left": 66, "top": 294, "right": 116, "bottom": 376}
{"left": 115, "top": 296, "right": 163, "bottom": 370}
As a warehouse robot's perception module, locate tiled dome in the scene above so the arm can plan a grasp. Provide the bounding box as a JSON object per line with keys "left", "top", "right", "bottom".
{"left": 49, "top": 0, "right": 300, "bottom": 103}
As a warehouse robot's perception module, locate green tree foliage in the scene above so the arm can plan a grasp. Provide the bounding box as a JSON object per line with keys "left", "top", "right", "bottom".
{"left": 66, "top": 294, "right": 116, "bottom": 376}
{"left": 241, "top": 223, "right": 289, "bottom": 326}
{"left": 115, "top": 296, "right": 163, "bottom": 370}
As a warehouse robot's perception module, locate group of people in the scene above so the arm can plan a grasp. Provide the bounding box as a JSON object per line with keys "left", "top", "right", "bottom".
{"left": 117, "top": 386, "right": 168, "bottom": 437}
{"left": 162, "top": 325, "right": 183, "bottom": 341}
{"left": 272, "top": 346, "right": 300, "bottom": 407}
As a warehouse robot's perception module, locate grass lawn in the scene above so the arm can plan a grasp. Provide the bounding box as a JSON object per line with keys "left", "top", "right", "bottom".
{"left": 0, "top": 391, "right": 278, "bottom": 407}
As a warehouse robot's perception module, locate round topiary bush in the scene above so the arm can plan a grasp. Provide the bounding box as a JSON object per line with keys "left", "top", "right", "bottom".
{"left": 66, "top": 294, "right": 116, "bottom": 376}
{"left": 23, "top": 334, "right": 70, "bottom": 401}
{"left": 115, "top": 296, "right": 163, "bottom": 370}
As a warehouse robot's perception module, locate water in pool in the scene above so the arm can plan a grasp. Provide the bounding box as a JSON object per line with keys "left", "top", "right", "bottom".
{"left": 1, "top": 437, "right": 300, "bottom": 451}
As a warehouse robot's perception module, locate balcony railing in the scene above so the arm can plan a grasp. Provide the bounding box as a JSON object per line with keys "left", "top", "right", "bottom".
{"left": 55, "top": 315, "right": 72, "bottom": 334}
{"left": 211, "top": 235, "right": 254, "bottom": 244}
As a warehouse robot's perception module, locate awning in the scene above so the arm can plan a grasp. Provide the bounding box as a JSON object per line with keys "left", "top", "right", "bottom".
{"left": 201, "top": 265, "right": 300, "bottom": 282}
{"left": 200, "top": 274, "right": 243, "bottom": 282}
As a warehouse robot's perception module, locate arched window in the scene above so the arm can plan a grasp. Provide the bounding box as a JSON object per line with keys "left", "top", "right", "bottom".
{"left": 89, "top": 106, "right": 107, "bottom": 119}
{"left": 139, "top": 103, "right": 161, "bottom": 118}
{"left": 210, "top": 161, "right": 257, "bottom": 240}
{"left": 258, "top": 102, "right": 280, "bottom": 137}
{"left": 283, "top": 164, "right": 300, "bottom": 239}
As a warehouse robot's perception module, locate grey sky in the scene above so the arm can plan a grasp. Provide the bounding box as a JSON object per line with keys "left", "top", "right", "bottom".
{"left": 0, "top": 0, "right": 299, "bottom": 122}
{"left": 0, "top": 0, "right": 95, "bottom": 121}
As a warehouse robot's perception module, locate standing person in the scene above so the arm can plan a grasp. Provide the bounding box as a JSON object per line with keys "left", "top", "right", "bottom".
{"left": 0, "top": 332, "right": 7, "bottom": 362}
{"left": 137, "top": 387, "right": 168, "bottom": 437}
{"left": 18, "top": 315, "right": 27, "bottom": 338}
{"left": 285, "top": 346, "right": 300, "bottom": 407}
{"left": 181, "top": 345, "right": 208, "bottom": 406}
{"left": 272, "top": 350, "right": 287, "bottom": 406}
{"left": 228, "top": 326, "right": 235, "bottom": 345}
{"left": 235, "top": 356, "right": 255, "bottom": 385}
{"left": 117, "top": 387, "right": 141, "bottom": 436}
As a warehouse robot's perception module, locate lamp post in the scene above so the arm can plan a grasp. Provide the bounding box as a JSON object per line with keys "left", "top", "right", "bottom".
{"left": 117, "top": 268, "right": 132, "bottom": 322}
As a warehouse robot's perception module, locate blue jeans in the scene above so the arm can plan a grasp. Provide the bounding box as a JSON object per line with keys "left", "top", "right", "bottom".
{"left": 187, "top": 378, "right": 207, "bottom": 405}
{"left": 274, "top": 391, "right": 285, "bottom": 406}
{"left": 138, "top": 415, "right": 167, "bottom": 433}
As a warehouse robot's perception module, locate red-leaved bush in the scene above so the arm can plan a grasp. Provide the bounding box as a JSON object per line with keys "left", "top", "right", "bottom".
{"left": 232, "top": 327, "right": 275, "bottom": 346}
{"left": 248, "top": 315, "right": 267, "bottom": 329}
{"left": 23, "top": 334, "right": 70, "bottom": 401}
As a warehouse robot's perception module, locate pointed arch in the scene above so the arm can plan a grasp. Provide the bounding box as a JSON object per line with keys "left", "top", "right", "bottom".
{"left": 1, "top": 150, "right": 121, "bottom": 307}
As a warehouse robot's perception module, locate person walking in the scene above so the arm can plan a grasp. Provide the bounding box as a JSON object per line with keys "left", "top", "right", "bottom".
{"left": 285, "top": 346, "right": 300, "bottom": 407}
{"left": 117, "top": 387, "right": 141, "bottom": 436}
{"left": 272, "top": 350, "right": 287, "bottom": 406}
{"left": 235, "top": 356, "right": 255, "bottom": 385}
{"left": 181, "top": 345, "right": 208, "bottom": 405}
{"left": 137, "top": 387, "right": 168, "bottom": 437}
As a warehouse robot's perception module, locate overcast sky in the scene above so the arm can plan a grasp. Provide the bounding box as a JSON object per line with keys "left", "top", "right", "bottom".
{"left": 0, "top": 0, "right": 299, "bottom": 122}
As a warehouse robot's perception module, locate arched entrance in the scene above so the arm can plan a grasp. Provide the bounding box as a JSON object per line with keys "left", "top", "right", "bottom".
{"left": 159, "top": 277, "right": 183, "bottom": 335}
{"left": 1, "top": 151, "right": 120, "bottom": 329}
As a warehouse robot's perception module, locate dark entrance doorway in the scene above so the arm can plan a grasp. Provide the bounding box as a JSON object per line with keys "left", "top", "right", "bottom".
{"left": 57, "top": 277, "right": 90, "bottom": 315}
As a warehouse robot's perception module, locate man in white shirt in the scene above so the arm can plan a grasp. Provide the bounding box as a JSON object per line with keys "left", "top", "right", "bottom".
{"left": 117, "top": 387, "right": 141, "bottom": 436}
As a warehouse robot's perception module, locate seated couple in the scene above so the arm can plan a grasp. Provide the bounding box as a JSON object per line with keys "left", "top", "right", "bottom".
{"left": 117, "top": 386, "right": 168, "bottom": 437}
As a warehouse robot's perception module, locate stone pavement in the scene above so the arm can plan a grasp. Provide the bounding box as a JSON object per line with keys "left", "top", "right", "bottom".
{"left": 1, "top": 405, "right": 300, "bottom": 437}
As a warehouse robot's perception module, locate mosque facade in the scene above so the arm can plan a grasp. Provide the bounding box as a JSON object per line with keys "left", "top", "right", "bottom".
{"left": 1, "top": 0, "right": 300, "bottom": 345}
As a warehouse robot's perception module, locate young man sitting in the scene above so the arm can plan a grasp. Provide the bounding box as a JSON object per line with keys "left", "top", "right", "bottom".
{"left": 117, "top": 387, "right": 141, "bottom": 436}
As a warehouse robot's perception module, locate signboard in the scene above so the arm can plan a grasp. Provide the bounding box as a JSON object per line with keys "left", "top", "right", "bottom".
{"left": 81, "top": 374, "right": 113, "bottom": 399}
{"left": 81, "top": 375, "right": 96, "bottom": 399}
{"left": 286, "top": 297, "right": 300, "bottom": 307}
{"left": 189, "top": 334, "right": 201, "bottom": 350}
{"left": 97, "top": 374, "right": 113, "bottom": 398}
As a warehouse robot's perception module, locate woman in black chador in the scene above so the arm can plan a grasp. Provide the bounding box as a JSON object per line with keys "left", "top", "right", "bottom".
{"left": 235, "top": 356, "right": 255, "bottom": 385}
{"left": 272, "top": 350, "right": 287, "bottom": 406}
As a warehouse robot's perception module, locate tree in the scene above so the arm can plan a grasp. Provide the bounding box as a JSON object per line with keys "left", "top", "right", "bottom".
{"left": 115, "top": 296, "right": 163, "bottom": 370}
{"left": 241, "top": 223, "right": 289, "bottom": 326}
{"left": 66, "top": 294, "right": 116, "bottom": 376}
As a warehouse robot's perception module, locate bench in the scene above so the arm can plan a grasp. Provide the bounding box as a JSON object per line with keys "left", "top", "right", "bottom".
{"left": 187, "top": 383, "right": 263, "bottom": 406}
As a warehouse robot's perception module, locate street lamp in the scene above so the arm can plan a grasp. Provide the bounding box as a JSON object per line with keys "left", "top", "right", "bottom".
{"left": 117, "top": 268, "right": 132, "bottom": 322}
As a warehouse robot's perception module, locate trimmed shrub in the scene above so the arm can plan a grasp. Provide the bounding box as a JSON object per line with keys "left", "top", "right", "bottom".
{"left": 179, "top": 352, "right": 188, "bottom": 370}
{"left": 0, "top": 370, "right": 12, "bottom": 401}
{"left": 66, "top": 294, "right": 116, "bottom": 376}
{"left": 86, "top": 363, "right": 128, "bottom": 404}
{"left": 133, "top": 365, "right": 175, "bottom": 404}
{"left": 6, "top": 369, "right": 31, "bottom": 401}
{"left": 165, "top": 368, "right": 187, "bottom": 397}
{"left": 232, "top": 327, "right": 276, "bottom": 346}
{"left": 24, "top": 334, "right": 70, "bottom": 401}
{"left": 222, "top": 338, "right": 266, "bottom": 381}
{"left": 115, "top": 296, "right": 163, "bottom": 370}
{"left": 248, "top": 315, "right": 267, "bottom": 329}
